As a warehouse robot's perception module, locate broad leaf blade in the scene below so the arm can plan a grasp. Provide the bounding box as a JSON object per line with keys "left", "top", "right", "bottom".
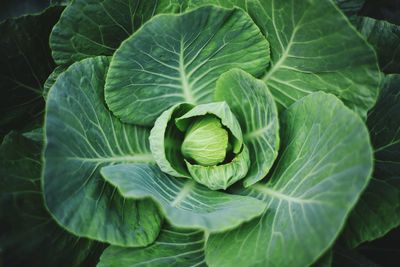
{"left": 98, "top": 225, "right": 206, "bottom": 267}
{"left": 214, "top": 69, "right": 280, "bottom": 187}
{"left": 101, "top": 163, "right": 267, "bottom": 233}
{"left": 248, "top": 0, "right": 380, "bottom": 117}
{"left": 334, "top": 0, "right": 365, "bottom": 16}
{"left": 105, "top": 5, "right": 270, "bottom": 126}
{"left": 50, "top": 0, "right": 182, "bottom": 65}
{"left": 355, "top": 17, "right": 400, "bottom": 74}
{"left": 44, "top": 56, "right": 162, "bottom": 246}
{"left": 341, "top": 74, "right": 400, "bottom": 247}
{"left": 205, "top": 92, "right": 373, "bottom": 267}
{"left": 0, "top": 132, "right": 104, "bottom": 267}
{"left": 0, "top": 6, "right": 63, "bottom": 138}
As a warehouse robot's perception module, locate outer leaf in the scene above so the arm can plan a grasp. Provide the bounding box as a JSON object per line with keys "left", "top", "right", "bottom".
{"left": 0, "top": 6, "right": 63, "bottom": 138}
{"left": 101, "top": 163, "right": 267, "bottom": 233}
{"left": 369, "top": 75, "right": 400, "bottom": 179}
{"left": 44, "top": 56, "right": 162, "bottom": 246}
{"left": 215, "top": 69, "right": 279, "bottom": 187}
{"left": 205, "top": 92, "right": 373, "bottom": 267}
{"left": 105, "top": 5, "right": 270, "bottom": 126}
{"left": 0, "top": 132, "right": 104, "bottom": 267}
{"left": 0, "top": 0, "right": 52, "bottom": 21}
{"left": 332, "top": 246, "right": 380, "bottom": 267}
{"left": 361, "top": 0, "right": 400, "bottom": 25}
{"left": 312, "top": 250, "right": 333, "bottom": 267}
{"left": 98, "top": 225, "right": 206, "bottom": 267}
{"left": 355, "top": 17, "right": 400, "bottom": 74}
{"left": 50, "top": 0, "right": 182, "bottom": 65}
{"left": 334, "top": 0, "right": 365, "bottom": 16}
{"left": 341, "top": 74, "right": 400, "bottom": 247}
{"left": 248, "top": 0, "right": 380, "bottom": 117}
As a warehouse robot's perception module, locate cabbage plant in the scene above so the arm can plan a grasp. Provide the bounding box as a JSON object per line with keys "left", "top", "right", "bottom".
{"left": 1, "top": 0, "right": 399, "bottom": 267}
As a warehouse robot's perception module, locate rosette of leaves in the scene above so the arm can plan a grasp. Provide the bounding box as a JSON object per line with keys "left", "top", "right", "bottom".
{"left": 39, "top": 3, "right": 381, "bottom": 266}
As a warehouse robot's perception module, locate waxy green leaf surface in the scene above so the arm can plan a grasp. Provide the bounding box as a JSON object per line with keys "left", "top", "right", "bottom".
{"left": 44, "top": 56, "right": 162, "bottom": 246}
{"left": 205, "top": 92, "right": 373, "bottom": 267}
{"left": 101, "top": 163, "right": 267, "bottom": 233}
{"left": 105, "top": 5, "right": 270, "bottom": 126}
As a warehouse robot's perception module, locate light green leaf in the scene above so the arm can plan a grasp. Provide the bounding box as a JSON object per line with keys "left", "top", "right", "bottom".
{"left": 247, "top": 0, "right": 380, "bottom": 117}
{"left": 176, "top": 102, "right": 243, "bottom": 153}
{"left": 185, "top": 145, "right": 250, "bottom": 190}
{"left": 105, "top": 5, "right": 270, "bottom": 126}
{"left": 341, "top": 74, "right": 400, "bottom": 247}
{"left": 0, "top": 6, "right": 63, "bottom": 138}
{"left": 101, "top": 163, "right": 267, "bottom": 233}
{"left": 98, "top": 225, "right": 206, "bottom": 267}
{"left": 355, "top": 16, "right": 400, "bottom": 74}
{"left": 150, "top": 103, "right": 193, "bottom": 178}
{"left": 205, "top": 92, "right": 373, "bottom": 267}
{"left": 215, "top": 69, "right": 279, "bottom": 187}
{"left": 50, "top": 0, "right": 182, "bottom": 65}
{"left": 181, "top": 115, "right": 229, "bottom": 166}
{"left": 0, "top": 132, "right": 104, "bottom": 267}
{"left": 44, "top": 56, "right": 162, "bottom": 246}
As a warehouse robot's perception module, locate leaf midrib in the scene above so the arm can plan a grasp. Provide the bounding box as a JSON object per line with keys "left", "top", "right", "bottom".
{"left": 179, "top": 38, "right": 196, "bottom": 104}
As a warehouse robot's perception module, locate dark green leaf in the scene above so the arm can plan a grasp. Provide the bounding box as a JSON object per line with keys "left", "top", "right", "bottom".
{"left": 355, "top": 17, "right": 400, "bottom": 74}
{"left": 341, "top": 74, "right": 400, "bottom": 247}
{"left": 0, "top": 132, "right": 104, "bottom": 267}
{"left": 0, "top": 6, "right": 63, "bottom": 138}
{"left": 50, "top": 0, "right": 183, "bottom": 65}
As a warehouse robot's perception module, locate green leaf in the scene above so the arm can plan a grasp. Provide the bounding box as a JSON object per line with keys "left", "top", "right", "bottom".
{"left": 105, "top": 5, "right": 270, "bottom": 126}
{"left": 312, "top": 250, "right": 333, "bottom": 267}
{"left": 334, "top": 0, "right": 365, "bottom": 16}
{"left": 43, "top": 65, "right": 66, "bottom": 100}
{"left": 150, "top": 103, "right": 193, "bottom": 178}
{"left": 361, "top": 0, "right": 400, "bottom": 26}
{"left": 369, "top": 75, "right": 400, "bottom": 179}
{"left": 43, "top": 56, "right": 162, "bottom": 246}
{"left": 341, "top": 74, "right": 400, "bottom": 247}
{"left": 181, "top": 115, "right": 229, "bottom": 166}
{"left": 205, "top": 92, "right": 373, "bottom": 267}
{"left": 185, "top": 145, "right": 250, "bottom": 190}
{"left": 0, "top": 132, "right": 104, "bottom": 267}
{"left": 98, "top": 225, "right": 206, "bottom": 267}
{"left": 215, "top": 69, "right": 280, "bottom": 187}
{"left": 50, "top": 0, "right": 182, "bottom": 65}
{"left": 0, "top": 6, "right": 63, "bottom": 138}
{"left": 101, "top": 163, "right": 267, "bottom": 233}
{"left": 355, "top": 17, "right": 400, "bottom": 74}
{"left": 332, "top": 246, "right": 380, "bottom": 267}
{"left": 0, "top": 0, "right": 53, "bottom": 21}
{"left": 175, "top": 102, "right": 243, "bottom": 153}
{"left": 247, "top": 0, "right": 380, "bottom": 117}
